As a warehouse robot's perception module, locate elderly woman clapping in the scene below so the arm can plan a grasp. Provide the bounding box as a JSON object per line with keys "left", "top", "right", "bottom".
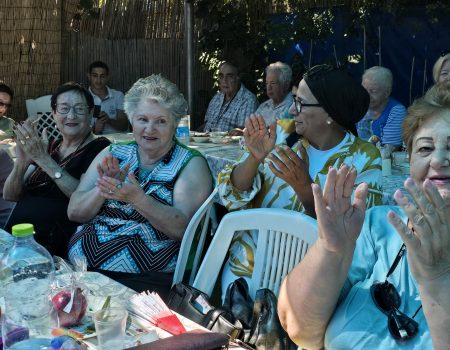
{"left": 278, "top": 83, "right": 450, "bottom": 349}
{"left": 67, "top": 75, "right": 212, "bottom": 296}
{"left": 4, "top": 83, "right": 110, "bottom": 258}
{"left": 217, "top": 65, "right": 383, "bottom": 297}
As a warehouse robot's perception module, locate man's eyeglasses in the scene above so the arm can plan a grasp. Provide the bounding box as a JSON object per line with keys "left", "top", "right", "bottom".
{"left": 56, "top": 104, "right": 89, "bottom": 115}
{"left": 0, "top": 101, "right": 12, "bottom": 109}
{"left": 370, "top": 243, "right": 422, "bottom": 341}
{"left": 292, "top": 95, "right": 321, "bottom": 113}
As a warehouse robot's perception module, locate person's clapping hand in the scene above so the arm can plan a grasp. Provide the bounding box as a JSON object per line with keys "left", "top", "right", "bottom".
{"left": 266, "top": 144, "right": 311, "bottom": 189}
{"left": 96, "top": 154, "right": 130, "bottom": 182}
{"left": 388, "top": 178, "right": 450, "bottom": 284}
{"left": 96, "top": 172, "right": 143, "bottom": 204}
{"left": 13, "top": 121, "right": 49, "bottom": 165}
{"left": 243, "top": 114, "right": 276, "bottom": 162}
{"left": 312, "top": 165, "right": 368, "bottom": 254}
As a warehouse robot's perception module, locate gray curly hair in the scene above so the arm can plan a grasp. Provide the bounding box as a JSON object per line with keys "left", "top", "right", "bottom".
{"left": 124, "top": 74, "right": 188, "bottom": 123}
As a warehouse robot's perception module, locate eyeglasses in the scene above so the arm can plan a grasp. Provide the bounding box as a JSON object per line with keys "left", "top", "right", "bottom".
{"left": 0, "top": 101, "right": 12, "bottom": 109}
{"left": 370, "top": 243, "right": 422, "bottom": 341}
{"left": 292, "top": 95, "right": 321, "bottom": 113}
{"left": 56, "top": 104, "right": 89, "bottom": 115}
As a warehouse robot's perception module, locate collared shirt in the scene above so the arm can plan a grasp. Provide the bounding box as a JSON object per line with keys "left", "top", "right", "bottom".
{"left": 204, "top": 84, "right": 258, "bottom": 132}
{"left": 89, "top": 86, "right": 125, "bottom": 134}
{"left": 356, "top": 97, "right": 406, "bottom": 146}
{"left": 254, "top": 93, "right": 294, "bottom": 124}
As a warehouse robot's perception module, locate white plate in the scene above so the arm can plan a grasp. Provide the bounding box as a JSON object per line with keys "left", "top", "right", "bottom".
{"left": 192, "top": 136, "right": 210, "bottom": 143}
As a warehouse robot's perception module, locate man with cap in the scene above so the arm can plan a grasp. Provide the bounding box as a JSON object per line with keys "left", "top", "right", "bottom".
{"left": 216, "top": 64, "right": 383, "bottom": 298}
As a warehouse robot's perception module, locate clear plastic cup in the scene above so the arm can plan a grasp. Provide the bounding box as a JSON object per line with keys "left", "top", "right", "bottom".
{"left": 93, "top": 307, "right": 128, "bottom": 350}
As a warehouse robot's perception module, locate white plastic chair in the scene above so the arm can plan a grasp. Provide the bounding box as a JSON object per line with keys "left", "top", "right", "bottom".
{"left": 26, "top": 95, "right": 62, "bottom": 141}
{"left": 25, "top": 95, "right": 52, "bottom": 119}
{"left": 192, "top": 208, "right": 318, "bottom": 299}
{"left": 172, "top": 187, "right": 218, "bottom": 286}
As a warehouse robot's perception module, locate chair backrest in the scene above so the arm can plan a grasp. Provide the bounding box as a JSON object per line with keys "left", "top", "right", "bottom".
{"left": 192, "top": 208, "right": 318, "bottom": 299}
{"left": 26, "top": 95, "right": 62, "bottom": 141}
{"left": 25, "top": 95, "right": 52, "bottom": 119}
{"left": 172, "top": 187, "right": 218, "bottom": 286}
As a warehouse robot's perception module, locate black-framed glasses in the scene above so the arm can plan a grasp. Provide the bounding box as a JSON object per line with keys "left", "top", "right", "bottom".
{"left": 0, "top": 101, "right": 12, "bottom": 109}
{"left": 370, "top": 244, "right": 422, "bottom": 341}
{"left": 56, "top": 104, "right": 89, "bottom": 115}
{"left": 292, "top": 95, "right": 321, "bottom": 113}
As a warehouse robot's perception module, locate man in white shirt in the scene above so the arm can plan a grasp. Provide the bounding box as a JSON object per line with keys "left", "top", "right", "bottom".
{"left": 87, "top": 61, "right": 128, "bottom": 134}
{"left": 254, "top": 61, "right": 294, "bottom": 125}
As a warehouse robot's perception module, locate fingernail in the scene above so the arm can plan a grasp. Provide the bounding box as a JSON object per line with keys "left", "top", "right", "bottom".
{"left": 405, "top": 177, "right": 414, "bottom": 187}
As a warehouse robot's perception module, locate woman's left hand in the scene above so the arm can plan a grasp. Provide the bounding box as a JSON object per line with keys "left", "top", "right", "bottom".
{"left": 96, "top": 172, "right": 143, "bottom": 203}
{"left": 388, "top": 178, "right": 450, "bottom": 284}
{"left": 267, "top": 145, "right": 311, "bottom": 189}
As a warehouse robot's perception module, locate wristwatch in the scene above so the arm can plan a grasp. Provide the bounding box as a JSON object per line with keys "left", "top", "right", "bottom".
{"left": 54, "top": 171, "right": 62, "bottom": 180}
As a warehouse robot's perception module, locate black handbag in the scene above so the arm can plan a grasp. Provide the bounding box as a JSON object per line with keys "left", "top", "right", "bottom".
{"left": 223, "top": 278, "right": 294, "bottom": 350}
{"left": 167, "top": 282, "right": 243, "bottom": 340}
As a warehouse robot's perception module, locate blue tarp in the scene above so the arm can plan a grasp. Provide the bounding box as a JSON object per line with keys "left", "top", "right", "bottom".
{"left": 271, "top": 6, "right": 450, "bottom": 107}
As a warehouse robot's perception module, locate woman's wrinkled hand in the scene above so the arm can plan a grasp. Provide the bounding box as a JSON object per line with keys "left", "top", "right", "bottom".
{"left": 96, "top": 172, "right": 143, "bottom": 204}
{"left": 267, "top": 144, "right": 311, "bottom": 189}
{"left": 13, "top": 121, "right": 48, "bottom": 164}
{"left": 96, "top": 154, "right": 130, "bottom": 182}
{"left": 243, "top": 114, "right": 276, "bottom": 162}
{"left": 388, "top": 178, "right": 450, "bottom": 284}
{"left": 313, "top": 165, "right": 368, "bottom": 254}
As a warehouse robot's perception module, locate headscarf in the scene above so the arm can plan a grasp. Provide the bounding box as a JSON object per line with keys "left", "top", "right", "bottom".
{"left": 303, "top": 64, "right": 369, "bottom": 135}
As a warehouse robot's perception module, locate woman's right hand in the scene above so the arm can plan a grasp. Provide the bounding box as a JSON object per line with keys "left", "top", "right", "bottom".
{"left": 96, "top": 154, "right": 129, "bottom": 181}
{"left": 312, "top": 165, "right": 368, "bottom": 254}
{"left": 243, "top": 114, "right": 276, "bottom": 162}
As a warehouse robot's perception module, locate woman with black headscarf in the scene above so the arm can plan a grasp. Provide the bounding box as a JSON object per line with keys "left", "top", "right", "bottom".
{"left": 216, "top": 64, "right": 383, "bottom": 298}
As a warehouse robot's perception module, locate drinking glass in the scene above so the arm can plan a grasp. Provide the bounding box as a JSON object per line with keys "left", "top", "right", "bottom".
{"left": 93, "top": 307, "right": 128, "bottom": 350}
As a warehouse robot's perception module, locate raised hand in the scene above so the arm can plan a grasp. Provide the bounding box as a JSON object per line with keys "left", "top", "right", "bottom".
{"left": 243, "top": 114, "right": 276, "bottom": 162}
{"left": 13, "top": 121, "right": 49, "bottom": 164}
{"left": 96, "top": 154, "right": 129, "bottom": 181}
{"left": 388, "top": 178, "right": 450, "bottom": 284}
{"left": 312, "top": 165, "right": 368, "bottom": 253}
{"left": 267, "top": 144, "right": 311, "bottom": 189}
{"left": 96, "top": 171, "right": 143, "bottom": 204}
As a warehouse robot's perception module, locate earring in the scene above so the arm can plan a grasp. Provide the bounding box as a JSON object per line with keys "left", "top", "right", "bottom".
{"left": 327, "top": 119, "right": 332, "bottom": 125}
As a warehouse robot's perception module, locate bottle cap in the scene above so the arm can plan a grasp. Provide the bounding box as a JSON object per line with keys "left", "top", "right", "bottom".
{"left": 11, "top": 223, "right": 35, "bottom": 237}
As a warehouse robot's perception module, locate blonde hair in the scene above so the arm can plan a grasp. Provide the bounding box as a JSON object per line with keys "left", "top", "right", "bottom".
{"left": 403, "top": 83, "right": 450, "bottom": 154}
{"left": 124, "top": 74, "right": 188, "bottom": 123}
{"left": 432, "top": 53, "right": 450, "bottom": 83}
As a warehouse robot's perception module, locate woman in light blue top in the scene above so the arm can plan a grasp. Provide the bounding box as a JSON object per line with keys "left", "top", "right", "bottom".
{"left": 278, "top": 83, "right": 450, "bottom": 349}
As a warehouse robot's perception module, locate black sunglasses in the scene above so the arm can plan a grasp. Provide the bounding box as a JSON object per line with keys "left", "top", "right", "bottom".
{"left": 291, "top": 95, "right": 321, "bottom": 113}
{"left": 370, "top": 243, "right": 422, "bottom": 341}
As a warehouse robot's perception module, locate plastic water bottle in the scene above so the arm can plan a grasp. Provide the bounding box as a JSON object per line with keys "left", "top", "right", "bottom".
{"left": 176, "top": 115, "right": 190, "bottom": 145}
{"left": 0, "top": 223, "right": 56, "bottom": 349}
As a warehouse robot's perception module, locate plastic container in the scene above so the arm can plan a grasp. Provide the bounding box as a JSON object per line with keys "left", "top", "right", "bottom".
{"left": 176, "top": 115, "right": 190, "bottom": 145}
{"left": 0, "top": 223, "right": 56, "bottom": 349}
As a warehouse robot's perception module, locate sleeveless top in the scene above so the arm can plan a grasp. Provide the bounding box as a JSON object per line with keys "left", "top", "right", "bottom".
{"left": 68, "top": 141, "right": 202, "bottom": 273}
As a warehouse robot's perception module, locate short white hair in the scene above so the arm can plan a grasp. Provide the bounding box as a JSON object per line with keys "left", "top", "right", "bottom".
{"left": 266, "top": 61, "right": 292, "bottom": 88}
{"left": 362, "top": 66, "right": 393, "bottom": 94}
{"left": 124, "top": 74, "right": 188, "bottom": 123}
